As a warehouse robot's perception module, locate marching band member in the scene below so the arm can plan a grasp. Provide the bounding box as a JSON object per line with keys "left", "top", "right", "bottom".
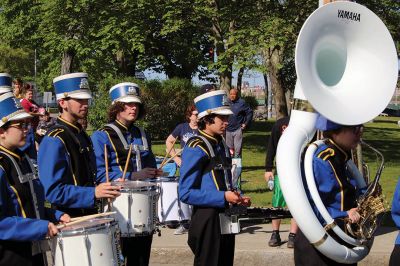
{"left": 91, "top": 82, "right": 162, "bottom": 266}
{"left": 179, "top": 90, "right": 251, "bottom": 266}
{"left": 0, "top": 92, "right": 70, "bottom": 265}
{"left": 389, "top": 178, "right": 400, "bottom": 266}
{"left": 295, "top": 115, "right": 364, "bottom": 266}
{"left": 38, "top": 73, "right": 120, "bottom": 218}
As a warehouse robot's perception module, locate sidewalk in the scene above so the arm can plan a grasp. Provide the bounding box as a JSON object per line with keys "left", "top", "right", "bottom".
{"left": 150, "top": 224, "right": 397, "bottom": 266}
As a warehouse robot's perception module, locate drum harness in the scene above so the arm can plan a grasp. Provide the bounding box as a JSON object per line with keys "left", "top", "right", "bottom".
{"left": 105, "top": 123, "right": 148, "bottom": 172}
{"left": 0, "top": 151, "right": 51, "bottom": 258}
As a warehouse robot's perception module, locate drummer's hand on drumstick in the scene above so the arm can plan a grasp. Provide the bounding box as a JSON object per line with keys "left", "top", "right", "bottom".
{"left": 59, "top": 213, "right": 71, "bottom": 224}
{"left": 224, "top": 191, "right": 242, "bottom": 204}
{"left": 131, "top": 168, "right": 162, "bottom": 180}
{"left": 95, "top": 182, "right": 121, "bottom": 199}
{"left": 47, "top": 222, "right": 59, "bottom": 237}
{"left": 239, "top": 196, "right": 251, "bottom": 207}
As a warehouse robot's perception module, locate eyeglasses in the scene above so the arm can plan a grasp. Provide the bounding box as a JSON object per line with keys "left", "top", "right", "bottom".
{"left": 7, "top": 122, "right": 31, "bottom": 130}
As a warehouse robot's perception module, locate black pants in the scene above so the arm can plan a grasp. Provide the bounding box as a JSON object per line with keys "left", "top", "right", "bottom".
{"left": 294, "top": 230, "right": 357, "bottom": 266}
{"left": 121, "top": 235, "right": 153, "bottom": 266}
{"left": 389, "top": 244, "right": 400, "bottom": 266}
{"left": 188, "top": 207, "right": 235, "bottom": 266}
{"left": 0, "top": 241, "right": 44, "bottom": 266}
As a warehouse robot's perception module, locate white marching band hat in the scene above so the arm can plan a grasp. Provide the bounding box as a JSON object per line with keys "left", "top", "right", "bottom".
{"left": 0, "top": 73, "right": 13, "bottom": 93}
{"left": 194, "top": 90, "right": 233, "bottom": 119}
{"left": 53, "top": 73, "right": 92, "bottom": 100}
{"left": 109, "top": 82, "right": 141, "bottom": 104}
{"left": 0, "top": 92, "right": 32, "bottom": 127}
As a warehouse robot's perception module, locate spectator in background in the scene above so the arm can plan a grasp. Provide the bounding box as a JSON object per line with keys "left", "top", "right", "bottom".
{"left": 165, "top": 104, "right": 199, "bottom": 167}
{"left": 264, "top": 116, "right": 298, "bottom": 248}
{"left": 20, "top": 84, "right": 41, "bottom": 131}
{"left": 12, "top": 77, "right": 23, "bottom": 99}
{"left": 225, "top": 88, "right": 253, "bottom": 158}
{"left": 36, "top": 108, "right": 56, "bottom": 143}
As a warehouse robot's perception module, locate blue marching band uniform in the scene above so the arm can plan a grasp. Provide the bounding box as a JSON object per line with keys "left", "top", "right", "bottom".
{"left": 179, "top": 90, "right": 237, "bottom": 265}
{"left": 0, "top": 90, "right": 64, "bottom": 265}
{"left": 38, "top": 73, "right": 98, "bottom": 218}
{"left": 390, "top": 178, "right": 400, "bottom": 265}
{"left": 91, "top": 82, "right": 157, "bottom": 266}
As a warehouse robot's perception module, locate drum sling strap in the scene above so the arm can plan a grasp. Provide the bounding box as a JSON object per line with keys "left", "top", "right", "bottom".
{"left": 105, "top": 123, "right": 149, "bottom": 171}
{"left": 0, "top": 152, "right": 50, "bottom": 256}
{"left": 187, "top": 135, "right": 232, "bottom": 191}
{"left": 0, "top": 152, "right": 40, "bottom": 219}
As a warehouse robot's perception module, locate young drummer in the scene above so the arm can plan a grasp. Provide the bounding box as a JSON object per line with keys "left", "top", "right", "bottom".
{"left": 38, "top": 73, "right": 120, "bottom": 217}
{"left": 91, "top": 82, "right": 162, "bottom": 266}
{"left": 179, "top": 90, "right": 251, "bottom": 266}
{"left": 0, "top": 92, "right": 70, "bottom": 265}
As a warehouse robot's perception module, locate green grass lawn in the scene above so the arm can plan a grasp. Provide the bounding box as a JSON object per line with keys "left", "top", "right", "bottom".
{"left": 152, "top": 116, "right": 400, "bottom": 211}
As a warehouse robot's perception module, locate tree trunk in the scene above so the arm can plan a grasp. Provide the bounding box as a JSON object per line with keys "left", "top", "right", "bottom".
{"left": 116, "top": 50, "right": 138, "bottom": 77}
{"left": 262, "top": 48, "right": 288, "bottom": 119}
{"left": 61, "top": 50, "right": 75, "bottom": 75}
{"left": 263, "top": 73, "right": 270, "bottom": 118}
{"left": 237, "top": 67, "right": 244, "bottom": 93}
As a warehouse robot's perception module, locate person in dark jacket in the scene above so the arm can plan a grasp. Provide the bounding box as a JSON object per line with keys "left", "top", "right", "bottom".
{"left": 264, "top": 116, "right": 298, "bottom": 248}
{"left": 225, "top": 88, "right": 253, "bottom": 158}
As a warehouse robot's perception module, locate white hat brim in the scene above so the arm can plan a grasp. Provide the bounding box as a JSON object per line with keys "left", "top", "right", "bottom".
{"left": 198, "top": 107, "right": 233, "bottom": 119}
{"left": 0, "top": 111, "right": 32, "bottom": 127}
{"left": 56, "top": 90, "right": 92, "bottom": 100}
{"left": 114, "top": 96, "right": 141, "bottom": 104}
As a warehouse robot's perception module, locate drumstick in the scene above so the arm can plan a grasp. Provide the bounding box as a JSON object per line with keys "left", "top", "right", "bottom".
{"left": 104, "top": 144, "right": 112, "bottom": 210}
{"left": 57, "top": 211, "right": 116, "bottom": 229}
{"left": 69, "top": 211, "right": 114, "bottom": 222}
{"left": 160, "top": 138, "right": 177, "bottom": 168}
{"left": 159, "top": 149, "right": 183, "bottom": 169}
{"left": 122, "top": 143, "right": 133, "bottom": 180}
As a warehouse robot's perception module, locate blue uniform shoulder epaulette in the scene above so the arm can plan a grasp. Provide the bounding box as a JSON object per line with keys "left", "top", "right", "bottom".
{"left": 46, "top": 127, "right": 65, "bottom": 138}
{"left": 317, "top": 147, "right": 335, "bottom": 161}
{"left": 186, "top": 136, "right": 211, "bottom": 157}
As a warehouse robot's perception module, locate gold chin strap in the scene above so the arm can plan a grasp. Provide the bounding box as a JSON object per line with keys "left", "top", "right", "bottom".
{"left": 292, "top": 99, "right": 315, "bottom": 112}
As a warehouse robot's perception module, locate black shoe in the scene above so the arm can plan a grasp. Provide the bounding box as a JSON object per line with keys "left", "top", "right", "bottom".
{"left": 268, "top": 231, "right": 281, "bottom": 247}
{"left": 287, "top": 233, "right": 296, "bottom": 248}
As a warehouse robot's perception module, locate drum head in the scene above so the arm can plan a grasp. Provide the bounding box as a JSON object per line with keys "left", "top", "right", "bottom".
{"left": 112, "top": 180, "right": 157, "bottom": 191}
{"left": 146, "top": 176, "right": 178, "bottom": 182}
{"left": 60, "top": 218, "right": 115, "bottom": 234}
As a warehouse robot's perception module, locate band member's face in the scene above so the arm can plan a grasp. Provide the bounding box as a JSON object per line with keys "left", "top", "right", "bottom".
{"left": 0, "top": 121, "right": 30, "bottom": 149}
{"left": 207, "top": 115, "right": 229, "bottom": 136}
{"left": 118, "top": 102, "right": 139, "bottom": 123}
{"left": 59, "top": 98, "right": 89, "bottom": 120}
{"left": 190, "top": 110, "right": 198, "bottom": 124}
{"left": 334, "top": 125, "right": 363, "bottom": 151}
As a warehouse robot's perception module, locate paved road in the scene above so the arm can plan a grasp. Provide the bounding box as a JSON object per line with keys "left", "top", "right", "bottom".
{"left": 150, "top": 224, "right": 398, "bottom": 266}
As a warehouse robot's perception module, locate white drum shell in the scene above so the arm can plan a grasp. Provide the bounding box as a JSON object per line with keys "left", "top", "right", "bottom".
{"left": 110, "top": 181, "right": 159, "bottom": 237}
{"left": 53, "top": 219, "right": 120, "bottom": 266}
{"left": 158, "top": 179, "right": 192, "bottom": 223}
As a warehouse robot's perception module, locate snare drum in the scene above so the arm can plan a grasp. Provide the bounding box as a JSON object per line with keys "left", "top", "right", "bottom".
{"left": 53, "top": 218, "right": 122, "bottom": 266}
{"left": 108, "top": 180, "right": 159, "bottom": 237}
{"left": 149, "top": 177, "right": 192, "bottom": 225}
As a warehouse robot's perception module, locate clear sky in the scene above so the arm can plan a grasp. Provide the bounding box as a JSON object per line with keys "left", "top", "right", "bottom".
{"left": 144, "top": 69, "right": 266, "bottom": 88}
